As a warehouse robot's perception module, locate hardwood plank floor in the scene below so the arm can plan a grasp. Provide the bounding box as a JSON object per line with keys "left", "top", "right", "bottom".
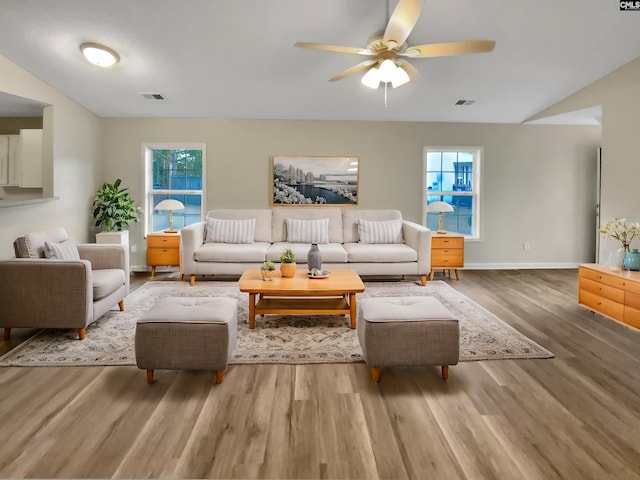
{"left": 1, "top": 269, "right": 639, "bottom": 479}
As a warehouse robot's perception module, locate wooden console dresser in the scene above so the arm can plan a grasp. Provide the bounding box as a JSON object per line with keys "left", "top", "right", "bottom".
{"left": 147, "top": 231, "right": 181, "bottom": 278}
{"left": 578, "top": 263, "right": 640, "bottom": 329}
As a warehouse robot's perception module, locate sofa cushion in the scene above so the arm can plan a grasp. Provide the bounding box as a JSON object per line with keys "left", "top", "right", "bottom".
{"left": 285, "top": 217, "right": 329, "bottom": 244}
{"left": 205, "top": 217, "right": 255, "bottom": 244}
{"left": 43, "top": 240, "right": 81, "bottom": 260}
{"left": 342, "top": 209, "right": 403, "bottom": 243}
{"left": 344, "top": 243, "right": 418, "bottom": 263}
{"left": 195, "top": 242, "right": 270, "bottom": 263}
{"left": 92, "top": 268, "right": 126, "bottom": 301}
{"left": 267, "top": 242, "right": 349, "bottom": 263}
{"left": 206, "top": 209, "right": 272, "bottom": 243}
{"left": 15, "top": 227, "right": 69, "bottom": 258}
{"left": 272, "top": 207, "right": 343, "bottom": 243}
{"left": 357, "top": 218, "right": 403, "bottom": 244}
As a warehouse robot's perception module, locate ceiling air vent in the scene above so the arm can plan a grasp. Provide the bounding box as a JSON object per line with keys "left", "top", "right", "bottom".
{"left": 140, "top": 92, "right": 166, "bottom": 100}
{"left": 455, "top": 99, "right": 475, "bottom": 106}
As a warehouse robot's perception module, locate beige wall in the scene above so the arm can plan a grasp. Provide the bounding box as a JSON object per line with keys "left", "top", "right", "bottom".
{"left": 0, "top": 55, "right": 102, "bottom": 259}
{"left": 531, "top": 56, "right": 640, "bottom": 259}
{"left": 101, "top": 118, "right": 600, "bottom": 269}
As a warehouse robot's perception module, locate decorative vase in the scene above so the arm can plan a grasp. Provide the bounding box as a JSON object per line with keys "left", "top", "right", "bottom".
{"left": 261, "top": 269, "right": 275, "bottom": 281}
{"left": 622, "top": 249, "right": 640, "bottom": 271}
{"left": 308, "top": 243, "right": 322, "bottom": 271}
{"left": 280, "top": 262, "right": 296, "bottom": 278}
{"left": 610, "top": 247, "right": 626, "bottom": 271}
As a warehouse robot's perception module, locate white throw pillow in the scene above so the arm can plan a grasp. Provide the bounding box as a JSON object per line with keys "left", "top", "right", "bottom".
{"left": 285, "top": 217, "right": 329, "bottom": 244}
{"left": 205, "top": 218, "right": 256, "bottom": 244}
{"left": 43, "top": 240, "right": 81, "bottom": 260}
{"left": 357, "top": 219, "right": 403, "bottom": 244}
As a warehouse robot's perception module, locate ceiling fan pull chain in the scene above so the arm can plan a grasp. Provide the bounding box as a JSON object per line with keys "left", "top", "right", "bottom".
{"left": 384, "top": 82, "right": 388, "bottom": 108}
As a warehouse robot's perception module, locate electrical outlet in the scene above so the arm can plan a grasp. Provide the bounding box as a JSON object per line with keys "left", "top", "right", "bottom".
{"left": 523, "top": 241, "right": 531, "bottom": 251}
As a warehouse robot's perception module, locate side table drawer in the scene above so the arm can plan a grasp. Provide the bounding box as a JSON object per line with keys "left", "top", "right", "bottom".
{"left": 431, "top": 250, "right": 464, "bottom": 267}
{"left": 148, "top": 248, "right": 180, "bottom": 265}
{"left": 432, "top": 237, "right": 464, "bottom": 249}
{"left": 147, "top": 235, "right": 180, "bottom": 248}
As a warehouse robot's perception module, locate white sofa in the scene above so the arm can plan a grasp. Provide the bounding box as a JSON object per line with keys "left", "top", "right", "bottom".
{"left": 181, "top": 207, "right": 432, "bottom": 286}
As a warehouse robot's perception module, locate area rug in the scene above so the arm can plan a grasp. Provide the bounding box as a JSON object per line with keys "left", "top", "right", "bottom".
{"left": 0, "top": 280, "right": 553, "bottom": 366}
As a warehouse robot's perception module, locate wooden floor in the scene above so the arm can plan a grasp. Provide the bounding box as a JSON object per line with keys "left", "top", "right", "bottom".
{"left": 1, "top": 269, "right": 639, "bottom": 479}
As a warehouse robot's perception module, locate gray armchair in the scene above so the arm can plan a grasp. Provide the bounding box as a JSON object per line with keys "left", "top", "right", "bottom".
{"left": 0, "top": 228, "right": 129, "bottom": 340}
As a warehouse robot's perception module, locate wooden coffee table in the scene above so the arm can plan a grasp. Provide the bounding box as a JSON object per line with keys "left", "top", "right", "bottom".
{"left": 238, "top": 269, "right": 365, "bottom": 329}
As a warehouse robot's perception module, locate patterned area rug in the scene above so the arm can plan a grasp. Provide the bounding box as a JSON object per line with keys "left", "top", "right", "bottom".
{"left": 0, "top": 280, "right": 553, "bottom": 366}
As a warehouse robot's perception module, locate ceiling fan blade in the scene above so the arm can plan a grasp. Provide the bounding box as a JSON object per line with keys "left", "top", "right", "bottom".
{"left": 383, "top": 0, "right": 423, "bottom": 48}
{"left": 401, "top": 40, "right": 496, "bottom": 58}
{"left": 294, "top": 42, "right": 373, "bottom": 55}
{"left": 329, "top": 59, "right": 378, "bottom": 82}
{"left": 397, "top": 59, "right": 420, "bottom": 81}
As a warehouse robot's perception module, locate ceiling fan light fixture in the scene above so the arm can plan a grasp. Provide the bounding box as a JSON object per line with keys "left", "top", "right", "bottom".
{"left": 80, "top": 43, "right": 119, "bottom": 67}
{"left": 378, "top": 59, "right": 397, "bottom": 83}
{"left": 391, "top": 65, "right": 410, "bottom": 88}
{"left": 361, "top": 67, "right": 381, "bottom": 89}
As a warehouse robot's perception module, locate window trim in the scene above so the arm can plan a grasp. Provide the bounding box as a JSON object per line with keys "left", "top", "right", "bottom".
{"left": 423, "top": 146, "right": 482, "bottom": 240}
{"left": 143, "top": 142, "right": 206, "bottom": 236}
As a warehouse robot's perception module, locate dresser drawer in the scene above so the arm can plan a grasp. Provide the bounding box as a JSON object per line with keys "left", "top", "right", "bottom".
{"left": 147, "top": 248, "right": 180, "bottom": 265}
{"left": 147, "top": 235, "right": 180, "bottom": 248}
{"left": 579, "top": 289, "right": 624, "bottom": 321}
{"left": 578, "top": 267, "right": 627, "bottom": 289}
{"left": 431, "top": 250, "right": 464, "bottom": 267}
{"left": 579, "top": 277, "right": 624, "bottom": 303}
{"left": 432, "top": 237, "right": 464, "bottom": 249}
{"left": 623, "top": 306, "right": 640, "bottom": 329}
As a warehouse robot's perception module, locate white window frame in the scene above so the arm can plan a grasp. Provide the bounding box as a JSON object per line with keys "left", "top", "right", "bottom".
{"left": 143, "top": 142, "right": 206, "bottom": 236}
{"left": 423, "top": 146, "right": 482, "bottom": 240}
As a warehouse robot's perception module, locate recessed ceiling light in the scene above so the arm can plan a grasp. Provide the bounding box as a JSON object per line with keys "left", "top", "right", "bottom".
{"left": 80, "top": 43, "right": 119, "bottom": 67}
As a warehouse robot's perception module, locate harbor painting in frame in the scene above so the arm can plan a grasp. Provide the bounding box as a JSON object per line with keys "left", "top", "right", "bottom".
{"left": 272, "top": 155, "right": 359, "bottom": 205}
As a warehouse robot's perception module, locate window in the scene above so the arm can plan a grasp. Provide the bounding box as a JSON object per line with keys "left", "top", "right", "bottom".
{"left": 144, "top": 144, "right": 205, "bottom": 234}
{"left": 424, "top": 147, "right": 481, "bottom": 238}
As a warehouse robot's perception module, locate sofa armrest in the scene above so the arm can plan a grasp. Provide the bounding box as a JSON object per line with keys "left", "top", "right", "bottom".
{"left": 77, "top": 243, "right": 129, "bottom": 294}
{"left": 0, "top": 259, "right": 93, "bottom": 329}
{"left": 402, "top": 221, "right": 432, "bottom": 276}
{"left": 181, "top": 221, "right": 206, "bottom": 275}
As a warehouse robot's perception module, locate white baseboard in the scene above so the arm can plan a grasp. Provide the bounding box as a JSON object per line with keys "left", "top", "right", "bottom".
{"left": 463, "top": 262, "right": 580, "bottom": 270}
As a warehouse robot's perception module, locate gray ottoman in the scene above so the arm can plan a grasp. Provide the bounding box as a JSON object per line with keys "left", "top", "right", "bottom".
{"left": 357, "top": 296, "right": 459, "bottom": 382}
{"left": 135, "top": 297, "right": 237, "bottom": 385}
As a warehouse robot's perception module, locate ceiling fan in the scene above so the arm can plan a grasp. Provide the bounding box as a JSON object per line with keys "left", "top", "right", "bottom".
{"left": 295, "top": 0, "right": 495, "bottom": 90}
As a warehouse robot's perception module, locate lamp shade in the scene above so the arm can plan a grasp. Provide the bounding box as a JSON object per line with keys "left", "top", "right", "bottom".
{"left": 155, "top": 199, "right": 185, "bottom": 211}
{"left": 427, "top": 201, "right": 454, "bottom": 213}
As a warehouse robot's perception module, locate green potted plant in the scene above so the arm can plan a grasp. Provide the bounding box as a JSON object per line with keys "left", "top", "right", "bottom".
{"left": 261, "top": 261, "right": 276, "bottom": 281}
{"left": 279, "top": 248, "right": 296, "bottom": 278}
{"left": 92, "top": 178, "right": 142, "bottom": 231}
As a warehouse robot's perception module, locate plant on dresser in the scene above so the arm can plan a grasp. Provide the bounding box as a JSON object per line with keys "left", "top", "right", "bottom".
{"left": 578, "top": 263, "right": 640, "bottom": 330}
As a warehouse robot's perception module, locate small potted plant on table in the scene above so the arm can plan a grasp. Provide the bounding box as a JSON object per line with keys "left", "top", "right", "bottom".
{"left": 279, "top": 248, "right": 296, "bottom": 278}
{"left": 261, "top": 261, "right": 276, "bottom": 281}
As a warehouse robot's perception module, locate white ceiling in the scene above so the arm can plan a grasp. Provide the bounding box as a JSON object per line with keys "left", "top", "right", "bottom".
{"left": 0, "top": 0, "right": 638, "bottom": 124}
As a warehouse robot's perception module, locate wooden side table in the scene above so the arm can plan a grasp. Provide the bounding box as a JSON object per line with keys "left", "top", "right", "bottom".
{"left": 430, "top": 232, "right": 464, "bottom": 280}
{"left": 147, "top": 231, "right": 181, "bottom": 278}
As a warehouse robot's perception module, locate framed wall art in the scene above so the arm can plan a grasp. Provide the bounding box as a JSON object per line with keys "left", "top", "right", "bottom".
{"left": 271, "top": 155, "right": 359, "bottom": 206}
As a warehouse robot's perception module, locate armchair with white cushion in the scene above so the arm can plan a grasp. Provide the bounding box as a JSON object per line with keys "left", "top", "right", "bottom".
{"left": 0, "top": 227, "right": 129, "bottom": 341}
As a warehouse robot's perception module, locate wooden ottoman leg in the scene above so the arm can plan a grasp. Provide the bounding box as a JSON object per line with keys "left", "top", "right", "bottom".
{"left": 3, "top": 328, "right": 10, "bottom": 340}
{"left": 216, "top": 370, "right": 224, "bottom": 384}
{"left": 190, "top": 274, "right": 196, "bottom": 286}
{"left": 441, "top": 365, "right": 449, "bottom": 380}
{"left": 118, "top": 300, "right": 125, "bottom": 311}
{"left": 146, "top": 369, "right": 154, "bottom": 384}
{"left": 78, "top": 328, "right": 85, "bottom": 340}
{"left": 371, "top": 367, "right": 381, "bottom": 383}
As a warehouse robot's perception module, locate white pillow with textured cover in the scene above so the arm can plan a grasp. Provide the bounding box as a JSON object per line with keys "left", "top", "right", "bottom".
{"left": 43, "top": 240, "right": 81, "bottom": 260}
{"left": 357, "top": 218, "right": 403, "bottom": 244}
{"left": 205, "top": 217, "right": 256, "bottom": 244}
{"left": 285, "top": 217, "right": 329, "bottom": 244}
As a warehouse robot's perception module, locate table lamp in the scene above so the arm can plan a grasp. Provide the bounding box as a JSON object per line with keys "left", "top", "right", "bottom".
{"left": 427, "top": 201, "right": 454, "bottom": 234}
{"left": 154, "top": 199, "right": 185, "bottom": 232}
